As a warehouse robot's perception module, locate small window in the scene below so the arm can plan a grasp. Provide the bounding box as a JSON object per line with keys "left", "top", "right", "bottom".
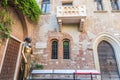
{"left": 62, "top": 0, "right": 73, "bottom": 6}
{"left": 63, "top": 41, "right": 70, "bottom": 59}
{"left": 41, "top": 0, "right": 50, "bottom": 13}
{"left": 62, "top": 2, "right": 73, "bottom": 6}
{"left": 94, "top": 0, "right": 104, "bottom": 10}
{"left": 52, "top": 41, "right": 58, "bottom": 59}
{"left": 110, "top": 0, "right": 119, "bottom": 10}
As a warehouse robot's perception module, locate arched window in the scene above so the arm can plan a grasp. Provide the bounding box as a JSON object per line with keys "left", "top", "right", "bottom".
{"left": 41, "top": 0, "right": 50, "bottom": 13}
{"left": 52, "top": 41, "right": 58, "bottom": 59}
{"left": 63, "top": 40, "right": 70, "bottom": 59}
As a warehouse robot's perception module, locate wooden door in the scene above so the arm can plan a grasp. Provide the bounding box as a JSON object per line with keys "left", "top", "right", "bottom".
{"left": 98, "top": 40, "right": 120, "bottom": 80}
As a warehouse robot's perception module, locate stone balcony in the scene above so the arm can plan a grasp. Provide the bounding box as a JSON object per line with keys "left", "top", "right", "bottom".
{"left": 57, "top": 5, "right": 86, "bottom": 32}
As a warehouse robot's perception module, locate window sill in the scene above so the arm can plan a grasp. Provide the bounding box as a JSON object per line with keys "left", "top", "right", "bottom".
{"left": 41, "top": 13, "right": 51, "bottom": 15}
{"left": 63, "top": 59, "right": 71, "bottom": 60}
{"left": 94, "top": 10, "right": 107, "bottom": 13}
{"left": 111, "top": 10, "right": 120, "bottom": 13}
{"left": 51, "top": 59, "right": 58, "bottom": 60}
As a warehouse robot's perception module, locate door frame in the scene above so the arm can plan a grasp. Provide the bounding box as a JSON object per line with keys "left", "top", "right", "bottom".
{"left": 93, "top": 33, "right": 120, "bottom": 80}
{"left": 0, "top": 35, "right": 23, "bottom": 80}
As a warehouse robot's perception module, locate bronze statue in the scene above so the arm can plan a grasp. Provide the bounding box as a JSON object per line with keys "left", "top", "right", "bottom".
{"left": 18, "top": 37, "right": 33, "bottom": 80}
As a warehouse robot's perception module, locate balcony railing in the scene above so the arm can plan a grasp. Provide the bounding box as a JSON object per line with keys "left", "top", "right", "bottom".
{"left": 57, "top": 5, "right": 86, "bottom": 32}
{"left": 57, "top": 5, "right": 86, "bottom": 18}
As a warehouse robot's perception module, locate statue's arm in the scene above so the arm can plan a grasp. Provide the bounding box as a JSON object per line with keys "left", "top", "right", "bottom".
{"left": 21, "top": 44, "right": 27, "bottom": 63}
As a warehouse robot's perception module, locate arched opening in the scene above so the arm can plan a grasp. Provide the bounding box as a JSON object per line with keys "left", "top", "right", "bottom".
{"left": 51, "top": 40, "right": 58, "bottom": 59}
{"left": 97, "top": 40, "right": 119, "bottom": 80}
{"left": 93, "top": 33, "right": 120, "bottom": 80}
{"left": 63, "top": 40, "right": 70, "bottom": 59}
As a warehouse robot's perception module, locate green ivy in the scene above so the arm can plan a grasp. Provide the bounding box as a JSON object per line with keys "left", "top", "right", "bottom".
{"left": 0, "top": 0, "right": 41, "bottom": 22}
{"left": 0, "top": 10, "right": 12, "bottom": 40}
{"left": 0, "top": 0, "right": 8, "bottom": 8}
{"left": 0, "top": 0, "right": 41, "bottom": 41}
{"left": 15, "top": 0, "right": 42, "bottom": 22}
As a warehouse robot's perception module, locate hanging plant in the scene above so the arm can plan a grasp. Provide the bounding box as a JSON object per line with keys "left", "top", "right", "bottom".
{"left": 1, "top": 0, "right": 42, "bottom": 21}
{"left": 0, "top": 9, "right": 12, "bottom": 43}
{"left": 15, "top": 0, "right": 42, "bottom": 22}
{"left": 0, "top": 0, "right": 41, "bottom": 43}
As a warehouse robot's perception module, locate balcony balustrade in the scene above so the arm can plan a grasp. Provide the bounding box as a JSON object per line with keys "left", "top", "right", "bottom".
{"left": 57, "top": 5, "right": 86, "bottom": 32}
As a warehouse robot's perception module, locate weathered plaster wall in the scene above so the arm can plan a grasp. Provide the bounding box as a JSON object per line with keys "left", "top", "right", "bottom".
{"left": 33, "top": 0, "right": 120, "bottom": 71}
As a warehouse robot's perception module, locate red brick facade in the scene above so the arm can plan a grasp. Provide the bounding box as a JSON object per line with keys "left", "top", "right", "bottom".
{"left": 34, "top": 31, "right": 95, "bottom": 70}
{"left": 0, "top": 6, "right": 35, "bottom": 80}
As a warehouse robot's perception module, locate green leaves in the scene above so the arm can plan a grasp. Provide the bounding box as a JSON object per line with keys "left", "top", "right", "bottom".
{"left": 0, "top": 0, "right": 41, "bottom": 22}
{"left": 0, "top": 23, "right": 10, "bottom": 39}
{"left": 0, "top": 10, "right": 11, "bottom": 40}
{"left": 0, "top": 0, "right": 41, "bottom": 42}
{"left": 0, "top": 0, "right": 8, "bottom": 8}
{"left": 16, "top": 0, "right": 42, "bottom": 22}
{"left": 35, "top": 64, "right": 43, "bottom": 69}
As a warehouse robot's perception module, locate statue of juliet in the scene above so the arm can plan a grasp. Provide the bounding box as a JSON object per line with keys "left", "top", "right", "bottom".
{"left": 21, "top": 37, "right": 33, "bottom": 80}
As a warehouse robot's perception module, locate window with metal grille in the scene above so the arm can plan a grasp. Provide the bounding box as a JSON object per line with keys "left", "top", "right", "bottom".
{"left": 110, "top": 0, "right": 119, "bottom": 10}
{"left": 62, "top": 2, "right": 73, "bottom": 6}
{"left": 41, "top": 0, "right": 50, "bottom": 13}
{"left": 52, "top": 41, "right": 58, "bottom": 59}
{"left": 63, "top": 41, "right": 70, "bottom": 59}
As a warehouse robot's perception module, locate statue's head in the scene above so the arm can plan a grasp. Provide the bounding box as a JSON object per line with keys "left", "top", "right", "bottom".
{"left": 24, "top": 37, "right": 32, "bottom": 43}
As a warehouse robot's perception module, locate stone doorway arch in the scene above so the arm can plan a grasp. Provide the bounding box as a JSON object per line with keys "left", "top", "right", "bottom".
{"left": 93, "top": 33, "right": 120, "bottom": 80}
{"left": 98, "top": 40, "right": 119, "bottom": 80}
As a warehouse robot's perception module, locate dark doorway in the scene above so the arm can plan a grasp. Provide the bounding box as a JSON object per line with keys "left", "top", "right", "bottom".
{"left": 97, "top": 40, "right": 120, "bottom": 80}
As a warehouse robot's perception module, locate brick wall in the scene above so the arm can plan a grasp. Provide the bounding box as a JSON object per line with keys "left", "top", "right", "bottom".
{"left": 0, "top": 6, "right": 36, "bottom": 80}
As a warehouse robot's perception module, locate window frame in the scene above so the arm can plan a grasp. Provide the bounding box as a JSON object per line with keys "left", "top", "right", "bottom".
{"left": 110, "top": 0, "right": 120, "bottom": 10}
{"left": 51, "top": 40, "right": 58, "bottom": 59}
{"left": 94, "top": 0, "right": 104, "bottom": 11}
{"left": 41, "top": 0, "right": 50, "bottom": 14}
{"left": 63, "top": 40, "right": 70, "bottom": 59}
{"left": 62, "top": 2, "right": 73, "bottom": 6}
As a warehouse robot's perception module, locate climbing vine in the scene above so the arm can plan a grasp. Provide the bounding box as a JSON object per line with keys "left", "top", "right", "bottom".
{"left": 0, "top": 6, "right": 12, "bottom": 42}
{"left": 0, "top": 0, "right": 41, "bottom": 43}
{"left": 15, "top": 0, "right": 42, "bottom": 22}
{"left": 1, "top": 0, "right": 41, "bottom": 22}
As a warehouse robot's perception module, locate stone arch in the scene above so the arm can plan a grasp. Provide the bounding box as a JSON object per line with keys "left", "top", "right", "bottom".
{"left": 47, "top": 37, "right": 59, "bottom": 60}
{"left": 61, "top": 32, "right": 73, "bottom": 41}
{"left": 93, "top": 33, "right": 120, "bottom": 79}
{"left": 16, "top": 10, "right": 28, "bottom": 38}
{"left": 61, "top": 33, "right": 73, "bottom": 59}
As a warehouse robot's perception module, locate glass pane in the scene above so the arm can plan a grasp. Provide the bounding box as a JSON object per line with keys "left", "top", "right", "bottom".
{"left": 63, "top": 41, "right": 69, "bottom": 59}
{"left": 42, "top": 4, "right": 46, "bottom": 13}
{"left": 64, "top": 41, "right": 68, "bottom": 45}
{"left": 42, "top": 0, "right": 50, "bottom": 13}
{"left": 52, "top": 41, "right": 58, "bottom": 59}
{"left": 46, "top": 4, "right": 50, "bottom": 13}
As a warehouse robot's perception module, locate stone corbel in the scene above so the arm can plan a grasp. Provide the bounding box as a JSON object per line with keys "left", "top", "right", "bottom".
{"left": 58, "top": 19, "right": 62, "bottom": 32}
{"left": 79, "top": 19, "right": 85, "bottom": 32}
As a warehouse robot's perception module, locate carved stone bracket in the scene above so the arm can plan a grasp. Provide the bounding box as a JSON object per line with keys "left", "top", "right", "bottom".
{"left": 79, "top": 19, "right": 85, "bottom": 32}
{"left": 58, "top": 19, "right": 62, "bottom": 32}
